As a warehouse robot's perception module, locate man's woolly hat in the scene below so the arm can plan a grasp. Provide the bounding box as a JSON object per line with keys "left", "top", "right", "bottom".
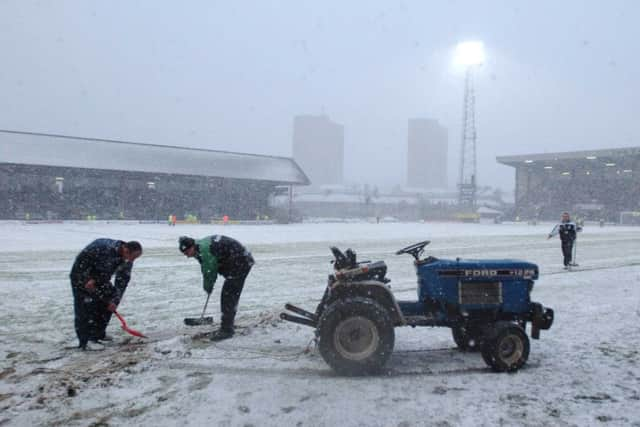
{"left": 179, "top": 236, "right": 196, "bottom": 253}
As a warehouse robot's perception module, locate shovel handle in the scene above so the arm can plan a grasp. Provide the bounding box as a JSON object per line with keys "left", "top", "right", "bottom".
{"left": 200, "top": 293, "right": 211, "bottom": 319}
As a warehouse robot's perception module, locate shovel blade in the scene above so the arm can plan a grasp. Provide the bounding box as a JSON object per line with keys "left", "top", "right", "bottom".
{"left": 114, "top": 311, "right": 147, "bottom": 338}
{"left": 184, "top": 316, "right": 214, "bottom": 326}
{"left": 123, "top": 325, "right": 147, "bottom": 338}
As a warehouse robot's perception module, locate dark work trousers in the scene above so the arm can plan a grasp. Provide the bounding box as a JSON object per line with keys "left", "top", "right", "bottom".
{"left": 95, "top": 306, "right": 114, "bottom": 340}
{"left": 561, "top": 241, "right": 574, "bottom": 266}
{"left": 71, "top": 285, "right": 103, "bottom": 347}
{"left": 220, "top": 266, "right": 251, "bottom": 331}
{"left": 96, "top": 282, "right": 127, "bottom": 339}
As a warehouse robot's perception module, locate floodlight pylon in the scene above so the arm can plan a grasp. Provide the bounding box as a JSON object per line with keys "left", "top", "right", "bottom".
{"left": 458, "top": 66, "right": 478, "bottom": 208}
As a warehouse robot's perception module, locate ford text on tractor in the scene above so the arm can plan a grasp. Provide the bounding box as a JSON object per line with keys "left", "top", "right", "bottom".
{"left": 281, "top": 241, "right": 554, "bottom": 376}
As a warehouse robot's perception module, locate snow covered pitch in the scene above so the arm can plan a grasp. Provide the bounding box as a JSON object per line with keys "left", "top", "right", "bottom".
{"left": 1, "top": 221, "right": 639, "bottom": 426}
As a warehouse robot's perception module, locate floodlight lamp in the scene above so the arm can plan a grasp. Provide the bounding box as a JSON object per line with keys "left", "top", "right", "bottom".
{"left": 544, "top": 166, "right": 553, "bottom": 169}
{"left": 586, "top": 156, "right": 597, "bottom": 160}
{"left": 605, "top": 163, "right": 616, "bottom": 167}
{"left": 455, "top": 41, "right": 485, "bottom": 66}
{"left": 524, "top": 159, "right": 534, "bottom": 164}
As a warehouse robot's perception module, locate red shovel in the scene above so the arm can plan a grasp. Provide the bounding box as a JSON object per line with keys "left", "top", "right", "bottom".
{"left": 114, "top": 311, "right": 147, "bottom": 338}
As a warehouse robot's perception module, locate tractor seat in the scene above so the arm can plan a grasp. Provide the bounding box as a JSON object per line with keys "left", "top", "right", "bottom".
{"left": 361, "top": 261, "right": 388, "bottom": 282}
{"left": 336, "top": 261, "right": 389, "bottom": 283}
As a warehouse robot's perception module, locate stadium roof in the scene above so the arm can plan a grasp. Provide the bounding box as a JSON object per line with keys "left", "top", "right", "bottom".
{"left": 0, "top": 129, "right": 310, "bottom": 185}
{"left": 497, "top": 147, "right": 640, "bottom": 169}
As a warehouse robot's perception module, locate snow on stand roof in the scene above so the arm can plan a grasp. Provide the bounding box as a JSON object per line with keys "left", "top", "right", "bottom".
{"left": 0, "top": 129, "right": 310, "bottom": 185}
{"left": 496, "top": 146, "right": 640, "bottom": 167}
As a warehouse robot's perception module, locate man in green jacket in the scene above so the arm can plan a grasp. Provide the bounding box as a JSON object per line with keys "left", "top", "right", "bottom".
{"left": 180, "top": 235, "right": 254, "bottom": 341}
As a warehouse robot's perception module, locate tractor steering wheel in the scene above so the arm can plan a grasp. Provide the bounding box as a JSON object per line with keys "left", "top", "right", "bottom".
{"left": 395, "top": 240, "right": 431, "bottom": 261}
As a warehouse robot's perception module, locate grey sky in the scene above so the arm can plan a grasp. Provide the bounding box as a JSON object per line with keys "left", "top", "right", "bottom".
{"left": 1, "top": 1, "right": 638, "bottom": 190}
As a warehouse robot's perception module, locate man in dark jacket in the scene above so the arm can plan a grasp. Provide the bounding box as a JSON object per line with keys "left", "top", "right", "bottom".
{"left": 70, "top": 239, "right": 142, "bottom": 350}
{"left": 179, "top": 235, "right": 254, "bottom": 341}
{"left": 548, "top": 212, "right": 582, "bottom": 269}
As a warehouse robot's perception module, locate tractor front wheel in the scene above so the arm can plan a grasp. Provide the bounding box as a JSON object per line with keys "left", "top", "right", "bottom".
{"left": 318, "top": 297, "right": 395, "bottom": 376}
{"left": 481, "top": 321, "right": 530, "bottom": 372}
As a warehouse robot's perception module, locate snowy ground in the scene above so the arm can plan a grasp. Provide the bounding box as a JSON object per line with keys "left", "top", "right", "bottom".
{"left": 1, "top": 221, "right": 639, "bottom": 426}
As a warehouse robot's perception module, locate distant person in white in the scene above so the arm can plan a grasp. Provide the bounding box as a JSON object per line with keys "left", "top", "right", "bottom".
{"left": 547, "top": 212, "right": 582, "bottom": 269}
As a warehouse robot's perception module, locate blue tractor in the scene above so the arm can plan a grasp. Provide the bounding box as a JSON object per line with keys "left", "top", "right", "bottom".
{"left": 281, "top": 240, "right": 554, "bottom": 376}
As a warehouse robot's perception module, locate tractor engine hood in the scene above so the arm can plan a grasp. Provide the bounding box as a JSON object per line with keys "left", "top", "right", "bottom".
{"left": 428, "top": 259, "right": 539, "bottom": 280}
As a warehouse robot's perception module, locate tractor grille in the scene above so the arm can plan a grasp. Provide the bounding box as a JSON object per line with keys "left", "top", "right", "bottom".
{"left": 458, "top": 281, "right": 502, "bottom": 305}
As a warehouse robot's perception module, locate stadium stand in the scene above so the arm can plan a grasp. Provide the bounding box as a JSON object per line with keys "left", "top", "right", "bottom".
{"left": 0, "top": 130, "right": 309, "bottom": 220}
{"left": 497, "top": 147, "right": 639, "bottom": 222}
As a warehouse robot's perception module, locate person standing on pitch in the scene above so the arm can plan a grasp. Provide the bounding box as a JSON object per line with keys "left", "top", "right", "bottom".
{"left": 70, "top": 239, "right": 143, "bottom": 350}
{"left": 179, "top": 235, "right": 254, "bottom": 341}
{"left": 547, "top": 212, "right": 582, "bottom": 269}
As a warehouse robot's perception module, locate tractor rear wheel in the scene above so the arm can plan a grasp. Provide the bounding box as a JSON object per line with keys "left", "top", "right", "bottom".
{"left": 481, "top": 321, "right": 530, "bottom": 372}
{"left": 318, "top": 297, "right": 395, "bottom": 376}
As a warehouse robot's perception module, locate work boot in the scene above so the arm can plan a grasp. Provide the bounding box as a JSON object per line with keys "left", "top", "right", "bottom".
{"left": 100, "top": 334, "right": 114, "bottom": 342}
{"left": 209, "top": 327, "right": 234, "bottom": 342}
{"left": 81, "top": 341, "right": 105, "bottom": 351}
{"left": 191, "top": 331, "right": 213, "bottom": 340}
